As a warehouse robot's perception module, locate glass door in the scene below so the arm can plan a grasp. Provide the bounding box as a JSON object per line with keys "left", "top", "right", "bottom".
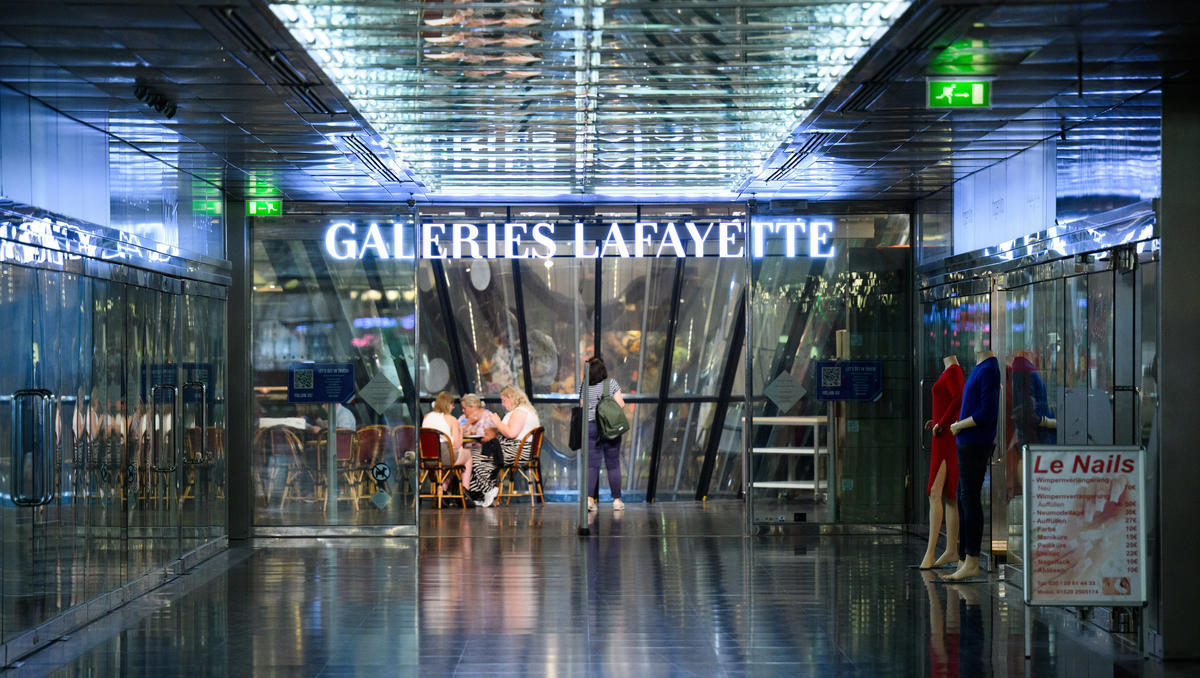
{"left": 1, "top": 265, "right": 61, "bottom": 643}
{"left": 89, "top": 277, "right": 127, "bottom": 601}
{"left": 180, "top": 283, "right": 227, "bottom": 555}
{"left": 917, "top": 286, "right": 992, "bottom": 555}
{"left": 251, "top": 215, "right": 419, "bottom": 531}
{"left": 995, "top": 276, "right": 1063, "bottom": 568}
{"left": 0, "top": 266, "right": 104, "bottom": 645}
{"left": 745, "top": 213, "right": 912, "bottom": 528}
{"left": 991, "top": 255, "right": 1142, "bottom": 573}
{"left": 125, "top": 280, "right": 182, "bottom": 579}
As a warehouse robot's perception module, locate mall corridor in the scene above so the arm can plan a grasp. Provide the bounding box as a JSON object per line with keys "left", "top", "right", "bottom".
{"left": 4, "top": 0, "right": 1200, "bottom": 674}
{"left": 2, "top": 502, "right": 1188, "bottom": 678}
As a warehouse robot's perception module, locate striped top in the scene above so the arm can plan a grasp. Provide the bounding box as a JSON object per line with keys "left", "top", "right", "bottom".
{"left": 580, "top": 379, "right": 622, "bottom": 421}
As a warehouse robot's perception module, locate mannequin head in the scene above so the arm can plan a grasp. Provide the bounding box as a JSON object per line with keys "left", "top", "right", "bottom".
{"left": 943, "top": 355, "right": 959, "bottom": 368}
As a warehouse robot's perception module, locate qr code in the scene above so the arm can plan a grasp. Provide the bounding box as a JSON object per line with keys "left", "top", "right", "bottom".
{"left": 294, "top": 369, "right": 314, "bottom": 390}
{"left": 821, "top": 366, "right": 842, "bottom": 388}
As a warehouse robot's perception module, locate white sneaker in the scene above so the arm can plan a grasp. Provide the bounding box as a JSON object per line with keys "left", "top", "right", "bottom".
{"left": 612, "top": 498, "right": 625, "bottom": 511}
{"left": 481, "top": 487, "right": 499, "bottom": 508}
{"left": 587, "top": 497, "right": 597, "bottom": 512}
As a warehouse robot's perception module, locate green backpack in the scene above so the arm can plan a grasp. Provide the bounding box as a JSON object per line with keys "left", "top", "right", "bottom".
{"left": 596, "top": 379, "right": 630, "bottom": 440}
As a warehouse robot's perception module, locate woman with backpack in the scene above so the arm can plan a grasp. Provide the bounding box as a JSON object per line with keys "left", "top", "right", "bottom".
{"left": 582, "top": 356, "right": 628, "bottom": 512}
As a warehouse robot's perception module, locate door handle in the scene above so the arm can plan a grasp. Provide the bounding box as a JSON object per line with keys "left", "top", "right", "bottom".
{"left": 150, "top": 385, "right": 177, "bottom": 472}
{"left": 183, "top": 381, "right": 207, "bottom": 465}
{"left": 11, "top": 389, "right": 56, "bottom": 507}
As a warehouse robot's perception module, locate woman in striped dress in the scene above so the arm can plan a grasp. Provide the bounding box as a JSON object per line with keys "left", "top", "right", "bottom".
{"left": 468, "top": 385, "right": 540, "bottom": 507}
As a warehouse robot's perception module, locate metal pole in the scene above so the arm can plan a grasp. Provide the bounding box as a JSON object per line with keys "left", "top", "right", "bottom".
{"left": 511, "top": 260, "right": 535, "bottom": 394}
{"left": 646, "top": 258, "right": 685, "bottom": 503}
{"left": 743, "top": 209, "right": 754, "bottom": 535}
{"left": 1024, "top": 609, "right": 1033, "bottom": 658}
{"left": 412, "top": 207, "right": 421, "bottom": 526}
{"left": 579, "top": 343, "right": 590, "bottom": 535}
{"left": 327, "top": 402, "right": 337, "bottom": 523}
{"left": 696, "top": 295, "right": 745, "bottom": 500}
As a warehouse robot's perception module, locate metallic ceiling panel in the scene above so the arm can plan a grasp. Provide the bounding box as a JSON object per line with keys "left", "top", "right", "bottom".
{"left": 0, "top": 0, "right": 1193, "bottom": 204}
{"left": 268, "top": 0, "right": 914, "bottom": 194}
{"left": 743, "top": 0, "right": 1194, "bottom": 201}
{"left": 0, "top": 0, "right": 427, "bottom": 202}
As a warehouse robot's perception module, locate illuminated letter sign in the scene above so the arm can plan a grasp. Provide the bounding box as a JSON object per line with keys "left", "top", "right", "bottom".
{"left": 323, "top": 220, "right": 836, "bottom": 260}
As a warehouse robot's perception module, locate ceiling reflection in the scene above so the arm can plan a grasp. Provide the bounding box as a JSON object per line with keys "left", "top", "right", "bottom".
{"left": 269, "top": 0, "right": 912, "bottom": 193}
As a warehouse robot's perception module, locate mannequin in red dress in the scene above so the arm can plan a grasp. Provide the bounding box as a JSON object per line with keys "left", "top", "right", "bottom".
{"left": 920, "top": 355, "right": 964, "bottom": 569}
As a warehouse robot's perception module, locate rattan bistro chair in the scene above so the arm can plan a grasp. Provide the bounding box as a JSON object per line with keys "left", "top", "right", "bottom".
{"left": 391, "top": 424, "right": 417, "bottom": 502}
{"left": 354, "top": 425, "right": 390, "bottom": 502}
{"left": 252, "top": 426, "right": 311, "bottom": 509}
{"left": 315, "top": 427, "right": 359, "bottom": 511}
{"left": 499, "top": 426, "right": 544, "bottom": 505}
{"left": 417, "top": 427, "right": 465, "bottom": 508}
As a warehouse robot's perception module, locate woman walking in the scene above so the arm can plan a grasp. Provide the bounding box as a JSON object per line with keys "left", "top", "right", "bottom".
{"left": 582, "top": 357, "right": 627, "bottom": 512}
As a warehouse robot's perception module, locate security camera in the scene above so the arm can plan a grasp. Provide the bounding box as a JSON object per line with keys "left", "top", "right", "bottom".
{"left": 406, "top": 196, "right": 416, "bottom": 208}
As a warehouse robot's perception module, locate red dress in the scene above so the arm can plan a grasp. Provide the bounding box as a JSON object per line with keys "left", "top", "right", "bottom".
{"left": 928, "top": 364, "right": 964, "bottom": 497}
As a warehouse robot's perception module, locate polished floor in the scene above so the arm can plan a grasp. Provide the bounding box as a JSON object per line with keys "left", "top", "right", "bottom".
{"left": 3, "top": 501, "right": 1192, "bottom": 677}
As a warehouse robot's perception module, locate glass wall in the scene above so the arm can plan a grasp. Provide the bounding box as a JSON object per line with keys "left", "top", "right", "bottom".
{"left": 746, "top": 212, "right": 912, "bottom": 526}
{"left": 253, "top": 203, "right": 914, "bottom": 520}
{"left": 918, "top": 283, "right": 994, "bottom": 557}
{"left": 0, "top": 220, "right": 228, "bottom": 657}
{"left": 251, "top": 213, "right": 419, "bottom": 529}
{"left": 919, "top": 233, "right": 1157, "bottom": 614}
{"left": 0, "top": 81, "right": 226, "bottom": 261}
{"left": 416, "top": 204, "right": 749, "bottom": 503}
{"left": 0, "top": 82, "right": 230, "bottom": 658}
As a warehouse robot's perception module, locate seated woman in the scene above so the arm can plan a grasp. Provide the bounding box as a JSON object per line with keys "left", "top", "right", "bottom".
{"left": 468, "top": 385, "right": 540, "bottom": 507}
{"left": 421, "top": 392, "right": 463, "bottom": 486}
{"left": 448, "top": 393, "right": 495, "bottom": 494}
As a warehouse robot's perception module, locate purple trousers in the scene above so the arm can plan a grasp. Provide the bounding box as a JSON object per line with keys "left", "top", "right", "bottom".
{"left": 587, "top": 421, "right": 622, "bottom": 500}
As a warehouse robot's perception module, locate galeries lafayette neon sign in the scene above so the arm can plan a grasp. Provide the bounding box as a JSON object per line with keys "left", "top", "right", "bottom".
{"left": 324, "top": 220, "right": 835, "bottom": 260}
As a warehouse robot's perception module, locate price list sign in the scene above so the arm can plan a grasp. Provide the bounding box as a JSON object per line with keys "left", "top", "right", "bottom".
{"left": 1023, "top": 445, "right": 1146, "bottom": 607}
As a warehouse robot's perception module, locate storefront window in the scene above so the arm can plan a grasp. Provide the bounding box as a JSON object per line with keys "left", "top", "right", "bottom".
{"left": 250, "top": 204, "right": 911, "bottom": 516}
{"left": 746, "top": 211, "right": 912, "bottom": 525}
{"left": 251, "top": 213, "right": 418, "bottom": 529}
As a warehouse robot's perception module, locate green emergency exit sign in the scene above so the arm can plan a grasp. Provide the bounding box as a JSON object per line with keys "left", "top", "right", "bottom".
{"left": 927, "top": 79, "right": 991, "bottom": 108}
{"left": 193, "top": 199, "right": 222, "bottom": 215}
{"left": 247, "top": 199, "right": 283, "bottom": 216}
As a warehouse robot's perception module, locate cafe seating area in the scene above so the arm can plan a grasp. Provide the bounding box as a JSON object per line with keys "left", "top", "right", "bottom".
{"left": 253, "top": 424, "right": 418, "bottom": 510}
{"left": 252, "top": 423, "right": 545, "bottom": 511}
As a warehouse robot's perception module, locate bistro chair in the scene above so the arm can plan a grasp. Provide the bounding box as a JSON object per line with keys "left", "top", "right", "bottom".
{"left": 417, "top": 427, "right": 464, "bottom": 508}
{"left": 251, "top": 427, "right": 311, "bottom": 509}
{"left": 355, "top": 425, "right": 390, "bottom": 502}
{"left": 391, "top": 424, "right": 417, "bottom": 501}
{"left": 499, "top": 426, "right": 545, "bottom": 505}
{"left": 252, "top": 426, "right": 291, "bottom": 506}
{"left": 181, "top": 426, "right": 203, "bottom": 504}
{"left": 315, "top": 427, "right": 359, "bottom": 510}
{"left": 183, "top": 426, "right": 226, "bottom": 504}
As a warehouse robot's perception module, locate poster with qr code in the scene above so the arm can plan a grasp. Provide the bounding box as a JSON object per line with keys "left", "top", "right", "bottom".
{"left": 821, "top": 366, "right": 842, "bottom": 388}
{"left": 288, "top": 363, "right": 355, "bottom": 403}
{"left": 814, "top": 360, "right": 883, "bottom": 401}
{"left": 294, "top": 369, "right": 314, "bottom": 390}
